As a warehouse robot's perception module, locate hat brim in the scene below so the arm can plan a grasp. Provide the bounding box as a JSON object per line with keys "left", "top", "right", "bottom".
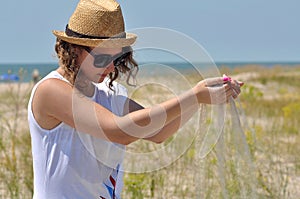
{"left": 52, "top": 30, "right": 137, "bottom": 48}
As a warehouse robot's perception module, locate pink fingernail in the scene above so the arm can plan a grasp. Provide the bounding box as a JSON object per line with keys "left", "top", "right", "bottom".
{"left": 223, "top": 76, "right": 231, "bottom": 81}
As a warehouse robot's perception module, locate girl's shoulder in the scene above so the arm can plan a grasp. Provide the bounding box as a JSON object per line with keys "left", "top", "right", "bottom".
{"left": 29, "top": 72, "right": 74, "bottom": 130}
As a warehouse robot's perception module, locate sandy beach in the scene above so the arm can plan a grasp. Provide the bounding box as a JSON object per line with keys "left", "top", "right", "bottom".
{"left": 0, "top": 65, "right": 299, "bottom": 198}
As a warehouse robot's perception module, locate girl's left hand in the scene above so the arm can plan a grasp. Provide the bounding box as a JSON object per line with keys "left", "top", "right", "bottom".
{"left": 224, "top": 74, "right": 244, "bottom": 99}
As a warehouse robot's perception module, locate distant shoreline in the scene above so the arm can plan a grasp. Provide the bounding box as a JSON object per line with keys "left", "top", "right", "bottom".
{"left": 1, "top": 61, "right": 300, "bottom": 65}
{"left": 0, "top": 62, "right": 299, "bottom": 83}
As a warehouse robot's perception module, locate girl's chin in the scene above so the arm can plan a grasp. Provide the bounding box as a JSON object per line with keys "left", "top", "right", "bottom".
{"left": 96, "top": 76, "right": 106, "bottom": 83}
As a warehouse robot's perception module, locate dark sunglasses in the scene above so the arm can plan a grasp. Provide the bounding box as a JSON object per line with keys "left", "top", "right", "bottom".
{"left": 82, "top": 46, "right": 130, "bottom": 68}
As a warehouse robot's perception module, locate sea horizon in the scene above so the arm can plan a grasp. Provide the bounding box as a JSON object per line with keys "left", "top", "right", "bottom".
{"left": 1, "top": 61, "right": 299, "bottom": 83}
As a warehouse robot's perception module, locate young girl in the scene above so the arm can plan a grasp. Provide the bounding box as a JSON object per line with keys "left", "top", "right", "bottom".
{"left": 28, "top": 0, "right": 242, "bottom": 198}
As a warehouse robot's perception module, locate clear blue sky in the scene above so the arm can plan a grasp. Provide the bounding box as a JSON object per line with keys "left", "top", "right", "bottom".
{"left": 0, "top": 0, "right": 299, "bottom": 63}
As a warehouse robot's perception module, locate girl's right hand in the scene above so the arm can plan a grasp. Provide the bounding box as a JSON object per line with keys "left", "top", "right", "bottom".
{"left": 195, "top": 76, "right": 243, "bottom": 104}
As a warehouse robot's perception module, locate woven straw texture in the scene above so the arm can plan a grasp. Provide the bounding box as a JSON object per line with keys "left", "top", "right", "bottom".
{"left": 53, "top": 0, "right": 136, "bottom": 47}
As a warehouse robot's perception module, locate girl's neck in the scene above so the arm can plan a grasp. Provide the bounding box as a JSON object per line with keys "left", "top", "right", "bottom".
{"left": 75, "top": 81, "right": 95, "bottom": 97}
{"left": 56, "top": 67, "right": 95, "bottom": 97}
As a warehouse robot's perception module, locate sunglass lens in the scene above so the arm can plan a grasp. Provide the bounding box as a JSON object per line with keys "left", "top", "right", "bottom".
{"left": 94, "top": 55, "right": 112, "bottom": 68}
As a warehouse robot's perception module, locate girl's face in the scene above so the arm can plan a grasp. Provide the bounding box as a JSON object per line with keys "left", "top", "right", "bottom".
{"left": 77, "top": 47, "right": 123, "bottom": 83}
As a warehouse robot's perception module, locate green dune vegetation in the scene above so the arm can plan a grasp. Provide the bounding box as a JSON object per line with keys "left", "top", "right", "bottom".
{"left": 0, "top": 65, "right": 299, "bottom": 198}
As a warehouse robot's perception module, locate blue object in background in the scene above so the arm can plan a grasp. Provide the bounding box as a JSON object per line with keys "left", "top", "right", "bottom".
{"left": 0, "top": 73, "right": 20, "bottom": 82}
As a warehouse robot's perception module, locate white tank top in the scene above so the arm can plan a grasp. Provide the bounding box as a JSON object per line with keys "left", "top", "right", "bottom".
{"left": 28, "top": 71, "right": 127, "bottom": 199}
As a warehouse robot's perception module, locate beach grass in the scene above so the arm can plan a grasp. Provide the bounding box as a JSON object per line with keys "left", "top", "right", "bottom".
{"left": 0, "top": 65, "right": 299, "bottom": 198}
{"left": 0, "top": 80, "right": 33, "bottom": 199}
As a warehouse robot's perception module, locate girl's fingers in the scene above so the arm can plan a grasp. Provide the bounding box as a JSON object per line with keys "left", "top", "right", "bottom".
{"left": 204, "top": 76, "right": 243, "bottom": 104}
{"left": 232, "top": 80, "right": 241, "bottom": 95}
{"left": 237, "top": 80, "right": 244, "bottom": 87}
{"left": 224, "top": 82, "right": 238, "bottom": 100}
{"left": 207, "top": 85, "right": 227, "bottom": 104}
{"left": 204, "top": 77, "right": 229, "bottom": 87}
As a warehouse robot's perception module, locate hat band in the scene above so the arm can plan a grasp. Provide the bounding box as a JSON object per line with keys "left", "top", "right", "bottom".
{"left": 65, "top": 24, "right": 126, "bottom": 40}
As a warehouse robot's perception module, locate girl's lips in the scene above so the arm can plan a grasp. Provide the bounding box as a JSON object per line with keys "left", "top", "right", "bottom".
{"left": 98, "top": 73, "right": 107, "bottom": 78}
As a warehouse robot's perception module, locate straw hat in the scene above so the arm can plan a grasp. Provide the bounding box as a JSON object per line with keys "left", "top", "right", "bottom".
{"left": 52, "top": 0, "right": 137, "bottom": 48}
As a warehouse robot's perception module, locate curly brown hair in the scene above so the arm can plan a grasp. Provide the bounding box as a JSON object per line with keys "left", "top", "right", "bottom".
{"left": 54, "top": 38, "right": 138, "bottom": 89}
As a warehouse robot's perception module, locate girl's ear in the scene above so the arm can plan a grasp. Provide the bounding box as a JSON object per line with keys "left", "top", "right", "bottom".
{"left": 72, "top": 46, "right": 85, "bottom": 68}
{"left": 74, "top": 46, "right": 83, "bottom": 55}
